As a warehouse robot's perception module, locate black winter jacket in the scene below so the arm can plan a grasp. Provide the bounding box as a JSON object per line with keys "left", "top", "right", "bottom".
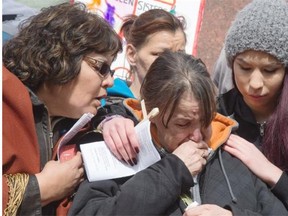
{"left": 68, "top": 99, "right": 287, "bottom": 215}
{"left": 218, "top": 88, "right": 288, "bottom": 210}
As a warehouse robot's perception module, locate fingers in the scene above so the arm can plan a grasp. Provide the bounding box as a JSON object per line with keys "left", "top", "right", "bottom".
{"left": 173, "top": 142, "right": 208, "bottom": 176}
{"left": 200, "top": 149, "right": 208, "bottom": 159}
{"left": 116, "top": 123, "right": 139, "bottom": 164}
{"left": 194, "top": 140, "right": 209, "bottom": 150}
{"left": 68, "top": 151, "right": 83, "bottom": 168}
{"left": 222, "top": 144, "right": 239, "bottom": 157}
{"left": 102, "top": 118, "right": 139, "bottom": 165}
{"left": 78, "top": 167, "right": 85, "bottom": 178}
{"left": 106, "top": 128, "right": 131, "bottom": 162}
{"left": 225, "top": 134, "right": 251, "bottom": 154}
{"left": 102, "top": 132, "right": 123, "bottom": 160}
{"left": 125, "top": 124, "right": 140, "bottom": 154}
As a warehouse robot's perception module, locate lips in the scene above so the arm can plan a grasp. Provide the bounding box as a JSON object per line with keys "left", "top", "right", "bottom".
{"left": 96, "top": 94, "right": 107, "bottom": 100}
{"left": 249, "top": 94, "right": 264, "bottom": 98}
{"left": 247, "top": 94, "right": 267, "bottom": 102}
{"left": 94, "top": 95, "right": 107, "bottom": 107}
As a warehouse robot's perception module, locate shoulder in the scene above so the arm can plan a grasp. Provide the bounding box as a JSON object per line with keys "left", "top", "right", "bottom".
{"left": 3, "top": 66, "right": 40, "bottom": 174}
{"left": 217, "top": 89, "right": 245, "bottom": 116}
{"left": 3, "top": 66, "right": 28, "bottom": 96}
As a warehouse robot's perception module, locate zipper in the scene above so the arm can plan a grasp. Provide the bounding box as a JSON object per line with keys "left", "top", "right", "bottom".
{"left": 44, "top": 106, "right": 53, "bottom": 161}
{"left": 49, "top": 131, "right": 54, "bottom": 149}
{"left": 191, "top": 175, "right": 202, "bottom": 204}
{"left": 258, "top": 122, "right": 266, "bottom": 137}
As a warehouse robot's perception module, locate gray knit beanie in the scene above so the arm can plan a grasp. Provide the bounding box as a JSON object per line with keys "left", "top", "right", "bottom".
{"left": 225, "top": 0, "right": 288, "bottom": 68}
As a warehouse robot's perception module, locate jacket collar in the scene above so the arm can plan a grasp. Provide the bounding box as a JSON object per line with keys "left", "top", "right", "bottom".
{"left": 123, "top": 98, "right": 238, "bottom": 151}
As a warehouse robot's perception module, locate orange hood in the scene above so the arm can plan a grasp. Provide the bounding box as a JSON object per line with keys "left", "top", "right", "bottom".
{"left": 123, "top": 98, "right": 238, "bottom": 151}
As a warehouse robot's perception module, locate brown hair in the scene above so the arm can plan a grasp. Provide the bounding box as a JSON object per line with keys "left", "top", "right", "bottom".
{"left": 3, "top": 2, "right": 122, "bottom": 91}
{"left": 120, "top": 9, "right": 186, "bottom": 49}
{"left": 141, "top": 51, "right": 216, "bottom": 128}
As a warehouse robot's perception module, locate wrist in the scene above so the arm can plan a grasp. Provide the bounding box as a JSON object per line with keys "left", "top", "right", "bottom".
{"left": 264, "top": 163, "right": 283, "bottom": 187}
{"left": 97, "top": 114, "right": 124, "bottom": 132}
{"left": 35, "top": 173, "right": 53, "bottom": 206}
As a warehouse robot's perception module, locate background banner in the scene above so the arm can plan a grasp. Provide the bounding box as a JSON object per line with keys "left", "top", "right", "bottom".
{"left": 3, "top": 0, "right": 204, "bottom": 79}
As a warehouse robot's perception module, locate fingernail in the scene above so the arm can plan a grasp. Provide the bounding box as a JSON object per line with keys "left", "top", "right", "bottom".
{"left": 134, "top": 147, "right": 140, "bottom": 153}
{"left": 128, "top": 159, "right": 134, "bottom": 166}
{"left": 132, "top": 158, "right": 138, "bottom": 165}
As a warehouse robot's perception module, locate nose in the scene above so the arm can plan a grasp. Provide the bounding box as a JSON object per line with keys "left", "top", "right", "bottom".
{"left": 102, "top": 74, "right": 114, "bottom": 88}
{"left": 189, "top": 128, "right": 203, "bottom": 143}
{"left": 249, "top": 69, "right": 264, "bottom": 90}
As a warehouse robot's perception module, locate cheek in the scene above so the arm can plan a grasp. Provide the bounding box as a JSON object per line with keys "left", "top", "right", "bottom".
{"left": 137, "top": 59, "right": 152, "bottom": 80}
{"left": 70, "top": 79, "right": 102, "bottom": 104}
{"left": 87, "top": 78, "right": 102, "bottom": 93}
{"left": 270, "top": 73, "right": 285, "bottom": 91}
{"left": 268, "top": 80, "right": 283, "bottom": 97}
{"left": 203, "top": 126, "right": 212, "bottom": 143}
{"left": 234, "top": 73, "right": 247, "bottom": 91}
{"left": 161, "top": 131, "right": 186, "bottom": 152}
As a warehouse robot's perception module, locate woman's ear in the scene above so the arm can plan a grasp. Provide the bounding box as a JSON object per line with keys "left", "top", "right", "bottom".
{"left": 126, "top": 44, "right": 137, "bottom": 66}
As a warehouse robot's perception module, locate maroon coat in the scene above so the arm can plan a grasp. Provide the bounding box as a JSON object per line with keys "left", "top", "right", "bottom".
{"left": 2, "top": 66, "right": 40, "bottom": 213}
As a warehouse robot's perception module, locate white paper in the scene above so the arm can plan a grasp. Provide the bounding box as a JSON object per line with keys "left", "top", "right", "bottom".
{"left": 80, "top": 119, "right": 161, "bottom": 181}
{"left": 57, "top": 113, "right": 94, "bottom": 159}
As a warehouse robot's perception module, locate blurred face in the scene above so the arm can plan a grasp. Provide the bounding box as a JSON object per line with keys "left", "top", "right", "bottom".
{"left": 40, "top": 53, "right": 114, "bottom": 118}
{"left": 233, "top": 50, "right": 285, "bottom": 117}
{"left": 151, "top": 92, "right": 211, "bottom": 153}
{"left": 127, "top": 29, "right": 186, "bottom": 84}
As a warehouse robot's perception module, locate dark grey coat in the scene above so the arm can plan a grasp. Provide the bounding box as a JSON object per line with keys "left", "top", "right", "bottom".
{"left": 218, "top": 88, "right": 288, "bottom": 209}
{"left": 69, "top": 148, "right": 287, "bottom": 216}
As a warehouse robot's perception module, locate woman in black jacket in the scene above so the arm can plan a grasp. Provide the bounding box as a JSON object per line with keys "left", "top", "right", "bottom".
{"left": 215, "top": 0, "right": 288, "bottom": 209}
{"left": 69, "top": 51, "right": 287, "bottom": 215}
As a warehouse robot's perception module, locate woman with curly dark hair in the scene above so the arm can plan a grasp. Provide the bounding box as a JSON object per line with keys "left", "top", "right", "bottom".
{"left": 2, "top": 2, "right": 122, "bottom": 215}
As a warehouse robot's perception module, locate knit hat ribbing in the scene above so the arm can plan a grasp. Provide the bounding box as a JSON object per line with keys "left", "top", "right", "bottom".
{"left": 225, "top": 0, "right": 288, "bottom": 68}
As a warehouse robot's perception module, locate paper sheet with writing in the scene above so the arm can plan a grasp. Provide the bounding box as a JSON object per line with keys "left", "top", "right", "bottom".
{"left": 57, "top": 113, "right": 94, "bottom": 160}
{"left": 80, "top": 119, "right": 161, "bottom": 182}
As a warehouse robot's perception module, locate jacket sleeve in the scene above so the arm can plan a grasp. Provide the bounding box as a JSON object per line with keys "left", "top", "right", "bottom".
{"left": 3, "top": 174, "right": 42, "bottom": 215}
{"left": 271, "top": 171, "right": 288, "bottom": 210}
{"left": 18, "top": 175, "right": 42, "bottom": 215}
{"left": 68, "top": 154, "right": 194, "bottom": 215}
{"left": 2, "top": 66, "right": 42, "bottom": 215}
{"left": 226, "top": 175, "right": 288, "bottom": 216}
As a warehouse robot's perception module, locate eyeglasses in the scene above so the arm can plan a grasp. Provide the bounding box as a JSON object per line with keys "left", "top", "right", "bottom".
{"left": 84, "top": 56, "right": 115, "bottom": 78}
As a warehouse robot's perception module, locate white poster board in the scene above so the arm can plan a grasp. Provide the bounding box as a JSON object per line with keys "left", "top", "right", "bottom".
{"left": 3, "top": 0, "right": 205, "bottom": 79}
{"left": 75, "top": 0, "right": 205, "bottom": 79}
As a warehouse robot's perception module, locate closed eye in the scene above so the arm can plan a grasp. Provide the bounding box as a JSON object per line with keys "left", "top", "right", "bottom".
{"left": 151, "top": 52, "right": 162, "bottom": 56}
{"left": 239, "top": 65, "right": 251, "bottom": 71}
{"left": 263, "top": 68, "right": 277, "bottom": 73}
{"left": 176, "top": 122, "right": 190, "bottom": 128}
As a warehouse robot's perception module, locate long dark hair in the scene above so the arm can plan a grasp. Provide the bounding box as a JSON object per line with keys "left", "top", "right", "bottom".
{"left": 263, "top": 69, "right": 288, "bottom": 170}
